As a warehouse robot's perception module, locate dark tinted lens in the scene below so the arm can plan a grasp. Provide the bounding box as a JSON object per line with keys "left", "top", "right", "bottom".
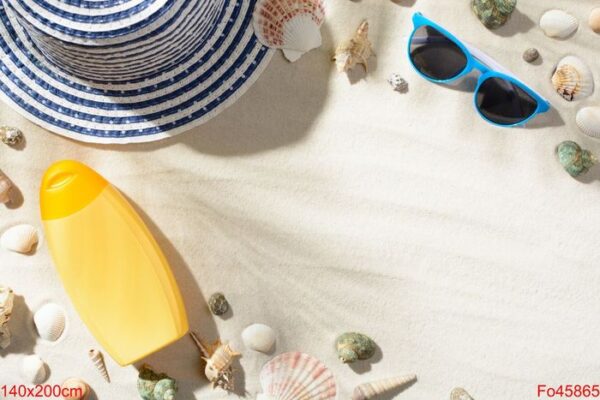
{"left": 476, "top": 77, "right": 538, "bottom": 125}
{"left": 410, "top": 25, "right": 468, "bottom": 80}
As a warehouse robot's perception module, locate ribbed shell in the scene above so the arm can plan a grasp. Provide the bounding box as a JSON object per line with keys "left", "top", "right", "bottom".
{"left": 552, "top": 56, "right": 594, "bottom": 101}
{"left": 253, "top": 0, "right": 325, "bottom": 62}
{"left": 33, "top": 303, "right": 67, "bottom": 342}
{"left": 540, "top": 9, "right": 579, "bottom": 39}
{"left": 576, "top": 107, "right": 600, "bottom": 138}
{"left": 259, "top": 352, "right": 337, "bottom": 400}
{"left": 0, "top": 224, "right": 38, "bottom": 254}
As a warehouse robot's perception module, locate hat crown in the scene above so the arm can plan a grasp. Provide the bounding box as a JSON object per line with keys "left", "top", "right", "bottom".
{"left": 6, "top": 0, "right": 226, "bottom": 82}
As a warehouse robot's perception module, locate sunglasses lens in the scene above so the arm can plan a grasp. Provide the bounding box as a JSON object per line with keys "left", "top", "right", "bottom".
{"left": 476, "top": 77, "right": 538, "bottom": 125}
{"left": 410, "top": 25, "right": 468, "bottom": 80}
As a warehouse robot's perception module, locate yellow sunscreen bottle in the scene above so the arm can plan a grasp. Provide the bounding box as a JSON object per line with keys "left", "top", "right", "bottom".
{"left": 40, "top": 160, "right": 188, "bottom": 366}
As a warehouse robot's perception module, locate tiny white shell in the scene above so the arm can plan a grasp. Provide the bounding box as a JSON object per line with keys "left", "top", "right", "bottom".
{"left": 540, "top": 9, "right": 579, "bottom": 39}
{"left": 242, "top": 323, "right": 275, "bottom": 353}
{"left": 1, "top": 224, "right": 38, "bottom": 254}
{"left": 576, "top": 107, "right": 600, "bottom": 138}
{"left": 551, "top": 56, "right": 594, "bottom": 101}
{"left": 34, "top": 303, "right": 67, "bottom": 342}
{"left": 22, "top": 355, "right": 48, "bottom": 384}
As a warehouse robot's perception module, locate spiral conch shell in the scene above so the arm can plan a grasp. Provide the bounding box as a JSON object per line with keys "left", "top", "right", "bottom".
{"left": 333, "top": 20, "right": 374, "bottom": 73}
{"left": 551, "top": 56, "right": 594, "bottom": 102}
{"left": 0, "top": 171, "right": 12, "bottom": 204}
{"left": 0, "top": 286, "right": 15, "bottom": 349}
{"left": 189, "top": 331, "right": 240, "bottom": 391}
{"left": 352, "top": 375, "right": 417, "bottom": 400}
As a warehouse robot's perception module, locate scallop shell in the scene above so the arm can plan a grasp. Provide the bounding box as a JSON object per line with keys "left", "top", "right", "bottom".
{"left": 242, "top": 323, "right": 276, "bottom": 353}
{"left": 33, "top": 303, "right": 67, "bottom": 342}
{"left": 352, "top": 375, "right": 417, "bottom": 400}
{"left": 62, "top": 378, "right": 90, "bottom": 400}
{"left": 576, "top": 106, "right": 600, "bottom": 138}
{"left": 258, "top": 352, "right": 337, "bottom": 400}
{"left": 22, "top": 355, "right": 48, "bottom": 384}
{"left": 253, "top": 0, "right": 325, "bottom": 62}
{"left": 89, "top": 349, "right": 110, "bottom": 383}
{"left": 0, "top": 286, "right": 14, "bottom": 349}
{"left": 451, "top": 387, "right": 474, "bottom": 400}
{"left": 0, "top": 171, "right": 12, "bottom": 204}
{"left": 1, "top": 224, "right": 38, "bottom": 254}
{"left": 540, "top": 10, "right": 578, "bottom": 39}
{"left": 551, "top": 56, "right": 594, "bottom": 101}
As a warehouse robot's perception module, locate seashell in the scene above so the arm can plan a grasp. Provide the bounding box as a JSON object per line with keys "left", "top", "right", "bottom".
{"left": 22, "top": 355, "right": 48, "bottom": 384}
{"left": 1, "top": 224, "right": 39, "bottom": 254}
{"left": 540, "top": 10, "right": 578, "bottom": 39}
{"left": 352, "top": 375, "right": 417, "bottom": 400}
{"left": 0, "top": 286, "right": 14, "bottom": 349}
{"left": 0, "top": 171, "right": 12, "bottom": 204}
{"left": 523, "top": 48, "right": 539, "bottom": 63}
{"left": 34, "top": 303, "right": 67, "bottom": 342}
{"left": 62, "top": 377, "right": 90, "bottom": 400}
{"left": 208, "top": 292, "right": 229, "bottom": 316}
{"left": 590, "top": 8, "right": 600, "bottom": 34}
{"left": 471, "top": 0, "right": 517, "bottom": 29}
{"left": 189, "top": 332, "right": 240, "bottom": 391}
{"left": 576, "top": 106, "right": 600, "bottom": 138}
{"left": 333, "top": 20, "right": 375, "bottom": 73}
{"left": 551, "top": 56, "right": 594, "bottom": 102}
{"left": 253, "top": 0, "right": 325, "bottom": 62}
{"left": 242, "top": 323, "right": 275, "bottom": 353}
{"left": 138, "top": 364, "right": 178, "bottom": 400}
{"left": 0, "top": 126, "right": 23, "bottom": 147}
{"left": 388, "top": 73, "right": 409, "bottom": 93}
{"left": 258, "top": 352, "right": 337, "bottom": 400}
{"left": 451, "top": 387, "right": 474, "bottom": 400}
{"left": 555, "top": 141, "right": 596, "bottom": 178}
{"left": 335, "top": 332, "right": 376, "bottom": 363}
{"left": 88, "top": 349, "right": 110, "bottom": 383}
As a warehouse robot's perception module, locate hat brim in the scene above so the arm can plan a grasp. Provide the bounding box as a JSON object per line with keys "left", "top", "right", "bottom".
{"left": 0, "top": 0, "right": 274, "bottom": 144}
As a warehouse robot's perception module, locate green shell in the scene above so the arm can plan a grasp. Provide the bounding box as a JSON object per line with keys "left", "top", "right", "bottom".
{"left": 335, "top": 332, "right": 376, "bottom": 363}
{"left": 208, "top": 292, "right": 229, "bottom": 316}
{"left": 556, "top": 141, "right": 597, "bottom": 177}
{"left": 472, "top": 0, "right": 517, "bottom": 29}
{"left": 138, "top": 365, "right": 177, "bottom": 400}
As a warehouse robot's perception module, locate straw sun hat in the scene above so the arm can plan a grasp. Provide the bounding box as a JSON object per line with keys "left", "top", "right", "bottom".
{"left": 0, "top": 0, "right": 274, "bottom": 143}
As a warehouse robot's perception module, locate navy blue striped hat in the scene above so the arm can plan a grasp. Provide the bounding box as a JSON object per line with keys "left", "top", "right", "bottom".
{"left": 0, "top": 0, "right": 273, "bottom": 143}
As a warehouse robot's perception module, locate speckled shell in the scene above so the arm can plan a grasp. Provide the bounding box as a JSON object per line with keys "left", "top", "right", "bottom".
{"left": 552, "top": 56, "right": 594, "bottom": 101}
{"left": 540, "top": 9, "right": 579, "bottom": 39}
{"left": 522, "top": 48, "right": 539, "bottom": 63}
{"left": 259, "top": 352, "right": 337, "bottom": 400}
{"left": 335, "top": 332, "right": 376, "bottom": 363}
{"left": 137, "top": 365, "right": 177, "bottom": 400}
{"left": 0, "top": 172, "right": 12, "bottom": 204}
{"left": 576, "top": 107, "right": 600, "bottom": 138}
{"left": 0, "top": 126, "right": 23, "bottom": 146}
{"left": 388, "top": 74, "right": 409, "bottom": 93}
{"left": 333, "top": 20, "right": 374, "bottom": 73}
{"left": 0, "top": 224, "right": 38, "bottom": 254}
{"left": 253, "top": 0, "right": 325, "bottom": 62}
{"left": 22, "top": 355, "right": 48, "bottom": 384}
{"left": 33, "top": 303, "right": 67, "bottom": 342}
{"left": 62, "top": 378, "right": 90, "bottom": 400}
{"left": 472, "top": 0, "right": 517, "bottom": 29}
{"left": 352, "top": 375, "right": 417, "bottom": 400}
{"left": 88, "top": 349, "right": 110, "bottom": 383}
{"left": 0, "top": 286, "right": 14, "bottom": 349}
{"left": 555, "top": 141, "right": 596, "bottom": 177}
{"left": 451, "top": 387, "right": 474, "bottom": 400}
{"left": 208, "top": 292, "right": 229, "bottom": 316}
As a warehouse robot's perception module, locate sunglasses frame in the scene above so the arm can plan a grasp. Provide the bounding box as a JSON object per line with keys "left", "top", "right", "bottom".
{"left": 407, "top": 12, "right": 551, "bottom": 127}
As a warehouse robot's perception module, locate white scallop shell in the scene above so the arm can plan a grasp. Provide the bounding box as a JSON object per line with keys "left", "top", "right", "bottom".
{"left": 242, "top": 323, "right": 276, "bottom": 353}
{"left": 1, "top": 224, "right": 38, "bottom": 254}
{"left": 253, "top": 0, "right": 325, "bottom": 62}
{"left": 540, "top": 10, "right": 579, "bottom": 39}
{"left": 22, "top": 355, "right": 48, "bottom": 384}
{"left": 551, "top": 56, "right": 594, "bottom": 101}
{"left": 259, "top": 352, "right": 337, "bottom": 400}
{"left": 576, "top": 107, "right": 600, "bottom": 138}
{"left": 0, "top": 172, "right": 12, "bottom": 204}
{"left": 34, "top": 303, "right": 67, "bottom": 342}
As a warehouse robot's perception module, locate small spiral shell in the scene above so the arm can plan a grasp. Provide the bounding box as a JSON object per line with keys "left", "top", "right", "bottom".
{"left": 88, "top": 349, "right": 110, "bottom": 383}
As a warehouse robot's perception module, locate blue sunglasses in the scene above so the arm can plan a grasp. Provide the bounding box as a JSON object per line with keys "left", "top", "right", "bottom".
{"left": 408, "top": 13, "right": 550, "bottom": 127}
